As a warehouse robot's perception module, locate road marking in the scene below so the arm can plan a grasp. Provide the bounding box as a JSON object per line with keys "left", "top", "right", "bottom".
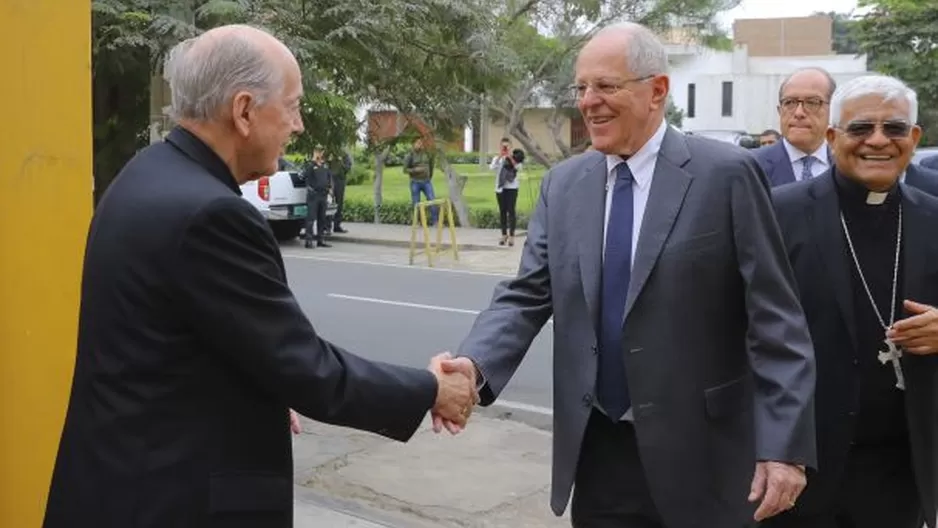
{"left": 282, "top": 253, "right": 515, "bottom": 278}
{"left": 327, "top": 293, "right": 554, "bottom": 326}
{"left": 492, "top": 399, "right": 553, "bottom": 416}
{"left": 327, "top": 293, "right": 481, "bottom": 315}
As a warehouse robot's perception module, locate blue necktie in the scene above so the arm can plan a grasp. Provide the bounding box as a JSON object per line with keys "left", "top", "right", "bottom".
{"left": 801, "top": 155, "right": 815, "bottom": 180}
{"left": 597, "top": 161, "right": 633, "bottom": 419}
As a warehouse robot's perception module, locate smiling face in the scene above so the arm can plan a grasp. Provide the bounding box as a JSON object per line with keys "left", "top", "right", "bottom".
{"left": 778, "top": 69, "right": 832, "bottom": 154}
{"left": 827, "top": 94, "right": 921, "bottom": 192}
{"left": 574, "top": 31, "right": 669, "bottom": 156}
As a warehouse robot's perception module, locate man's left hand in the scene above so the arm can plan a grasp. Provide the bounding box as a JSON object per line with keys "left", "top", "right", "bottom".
{"left": 748, "top": 461, "right": 806, "bottom": 521}
{"left": 887, "top": 300, "right": 938, "bottom": 355}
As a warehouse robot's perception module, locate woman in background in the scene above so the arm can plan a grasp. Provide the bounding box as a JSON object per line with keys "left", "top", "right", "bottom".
{"left": 490, "top": 137, "right": 525, "bottom": 246}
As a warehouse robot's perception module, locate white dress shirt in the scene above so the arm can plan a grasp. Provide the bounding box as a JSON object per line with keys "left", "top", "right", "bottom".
{"left": 783, "top": 139, "right": 830, "bottom": 181}
{"left": 602, "top": 119, "right": 669, "bottom": 265}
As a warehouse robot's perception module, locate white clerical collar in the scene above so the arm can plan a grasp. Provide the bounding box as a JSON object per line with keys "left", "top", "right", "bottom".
{"left": 866, "top": 191, "right": 889, "bottom": 205}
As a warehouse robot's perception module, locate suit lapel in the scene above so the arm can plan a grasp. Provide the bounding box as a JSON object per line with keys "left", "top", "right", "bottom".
{"left": 623, "top": 129, "right": 692, "bottom": 321}
{"left": 810, "top": 173, "right": 858, "bottom": 351}
{"left": 900, "top": 184, "right": 930, "bottom": 309}
{"left": 774, "top": 142, "right": 797, "bottom": 185}
{"left": 574, "top": 156, "right": 609, "bottom": 330}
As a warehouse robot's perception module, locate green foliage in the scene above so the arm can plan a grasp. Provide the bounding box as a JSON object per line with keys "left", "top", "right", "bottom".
{"left": 665, "top": 96, "right": 684, "bottom": 129}
{"left": 292, "top": 91, "right": 358, "bottom": 159}
{"left": 340, "top": 198, "right": 531, "bottom": 229}
{"left": 853, "top": 1, "right": 938, "bottom": 144}
{"left": 345, "top": 164, "right": 372, "bottom": 186}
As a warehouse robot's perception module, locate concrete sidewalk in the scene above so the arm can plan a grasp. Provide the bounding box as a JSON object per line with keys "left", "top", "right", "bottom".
{"left": 292, "top": 414, "right": 568, "bottom": 527}
{"left": 328, "top": 222, "right": 527, "bottom": 252}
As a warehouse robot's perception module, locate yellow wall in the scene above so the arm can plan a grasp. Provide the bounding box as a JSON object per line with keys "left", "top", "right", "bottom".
{"left": 0, "top": 1, "right": 92, "bottom": 526}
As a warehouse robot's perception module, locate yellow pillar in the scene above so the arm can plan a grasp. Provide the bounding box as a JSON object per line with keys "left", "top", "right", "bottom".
{"left": 0, "top": 1, "right": 92, "bottom": 526}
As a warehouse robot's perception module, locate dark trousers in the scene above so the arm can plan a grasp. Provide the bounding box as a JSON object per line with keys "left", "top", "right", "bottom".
{"left": 305, "top": 190, "right": 328, "bottom": 242}
{"left": 497, "top": 188, "right": 518, "bottom": 236}
{"left": 332, "top": 176, "right": 346, "bottom": 229}
{"left": 571, "top": 410, "right": 663, "bottom": 528}
{"left": 759, "top": 443, "right": 923, "bottom": 528}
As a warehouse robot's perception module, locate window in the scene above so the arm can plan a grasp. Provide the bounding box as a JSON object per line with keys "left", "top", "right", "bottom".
{"left": 721, "top": 81, "right": 733, "bottom": 117}
{"left": 687, "top": 83, "right": 696, "bottom": 118}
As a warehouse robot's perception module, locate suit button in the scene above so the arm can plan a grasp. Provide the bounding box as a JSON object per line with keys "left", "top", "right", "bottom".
{"left": 848, "top": 411, "right": 857, "bottom": 417}
{"left": 591, "top": 345, "right": 598, "bottom": 355}
{"left": 853, "top": 359, "right": 859, "bottom": 366}
{"left": 582, "top": 394, "right": 593, "bottom": 407}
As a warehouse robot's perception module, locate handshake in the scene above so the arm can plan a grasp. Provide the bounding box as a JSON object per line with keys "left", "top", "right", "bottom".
{"left": 427, "top": 352, "right": 479, "bottom": 435}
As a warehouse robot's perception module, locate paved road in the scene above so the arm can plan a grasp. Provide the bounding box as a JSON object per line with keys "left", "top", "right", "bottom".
{"left": 281, "top": 249, "right": 554, "bottom": 412}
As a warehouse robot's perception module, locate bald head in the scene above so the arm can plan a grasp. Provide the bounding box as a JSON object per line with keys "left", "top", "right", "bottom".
{"left": 164, "top": 24, "right": 296, "bottom": 121}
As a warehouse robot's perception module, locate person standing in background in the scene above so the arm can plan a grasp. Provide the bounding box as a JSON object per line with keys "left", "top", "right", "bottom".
{"left": 490, "top": 137, "right": 524, "bottom": 246}
{"left": 404, "top": 137, "right": 438, "bottom": 226}
{"left": 302, "top": 146, "right": 332, "bottom": 249}
{"left": 330, "top": 149, "right": 351, "bottom": 234}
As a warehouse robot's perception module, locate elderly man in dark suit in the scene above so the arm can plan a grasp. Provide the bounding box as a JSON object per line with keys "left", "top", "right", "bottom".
{"left": 753, "top": 67, "right": 837, "bottom": 187}
{"left": 907, "top": 155, "right": 938, "bottom": 195}
{"left": 765, "top": 74, "right": 938, "bottom": 528}
{"left": 42, "top": 24, "right": 476, "bottom": 528}
{"left": 437, "top": 21, "right": 817, "bottom": 528}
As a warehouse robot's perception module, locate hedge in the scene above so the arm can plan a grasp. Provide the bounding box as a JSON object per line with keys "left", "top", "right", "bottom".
{"left": 340, "top": 198, "right": 530, "bottom": 230}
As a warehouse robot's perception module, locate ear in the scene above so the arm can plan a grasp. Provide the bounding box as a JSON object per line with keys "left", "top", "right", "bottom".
{"left": 650, "top": 75, "right": 670, "bottom": 109}
{"left": 825, "top": 126, "right": 837, "bottom": 146}
{"left": 910, "top": 124, "right": 923, "bottom": 146}
{"left": 231, "top": 90, "right": 255, "bottom": 138}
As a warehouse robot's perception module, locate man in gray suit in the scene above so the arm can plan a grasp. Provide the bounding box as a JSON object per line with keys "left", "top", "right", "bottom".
{"left": 436, "top": 22, "right": 817, "bottom": 528}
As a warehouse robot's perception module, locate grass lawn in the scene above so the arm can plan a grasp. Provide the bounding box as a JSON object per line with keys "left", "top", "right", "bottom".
{"left": 344, "top": 164, "right": 546, "bottom": 214}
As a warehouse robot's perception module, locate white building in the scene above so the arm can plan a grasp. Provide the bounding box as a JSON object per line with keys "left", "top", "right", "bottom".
{"left": 666, "top": 43, "right": 869, "bottom": 134}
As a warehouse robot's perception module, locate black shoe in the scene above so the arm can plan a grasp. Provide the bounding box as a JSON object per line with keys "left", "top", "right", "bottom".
{"left": 317, "top": 241, "right": 332, "bottom": 248}
{"left": 333, "top": 227, "right": 348, "bottom": 234}
{"left": 304, "top": 240, "right": 314, "bottom": 249}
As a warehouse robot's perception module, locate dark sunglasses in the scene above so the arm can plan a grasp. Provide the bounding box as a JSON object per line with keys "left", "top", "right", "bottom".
{"left": 840, "top": 120, "right": 912, "bottom": 140}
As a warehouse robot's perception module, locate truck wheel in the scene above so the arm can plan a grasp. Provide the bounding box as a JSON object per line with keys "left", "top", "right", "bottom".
{"left": 270, "top": 220, "right": 303, "bottom": 242}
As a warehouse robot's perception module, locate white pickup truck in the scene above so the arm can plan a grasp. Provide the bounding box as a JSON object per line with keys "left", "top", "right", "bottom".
{"left": 240, "top": 158, "right": 338, "bottom": 241}
{"left": 240, "top": 159, "right": 309, "bottom": 241}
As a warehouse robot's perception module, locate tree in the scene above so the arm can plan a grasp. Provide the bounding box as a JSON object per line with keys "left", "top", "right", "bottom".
{"left": 91, "top": 0, "right": 507, "bottom": 225}
{"left": 665, "top": 96, "right": 685, "bottom": 129}
{"left": 480, "top": 0, "right": 740, "bottom": 168}
{"left": 853, "top": 1, "right": 938, "bottom": 144}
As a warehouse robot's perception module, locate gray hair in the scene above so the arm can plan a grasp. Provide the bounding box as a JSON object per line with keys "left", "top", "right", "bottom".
{"left": 163, "top": 26, "right": 284, "bottom": 121}
{"left": 829, "top": 74, "right": 918, "bottom": 126}
{"left": 597, "top": 21, "right": 670, "bottom": 77}
{"left": 778, "top": 67, "right": 837, "bottom": 101}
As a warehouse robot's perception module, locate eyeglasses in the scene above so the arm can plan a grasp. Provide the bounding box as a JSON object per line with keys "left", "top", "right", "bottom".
{"left": 779, "top": 97, "right": 828, "bottom": 113}
{"left": 837, "top": 120, "right": 912, "bottom": 140}
{"left": 570, "top": 76, "right": 654, "bottom": 100}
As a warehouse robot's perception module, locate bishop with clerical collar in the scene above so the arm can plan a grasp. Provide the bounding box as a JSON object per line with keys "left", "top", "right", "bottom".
{"left": 764, "top": 74, "right": 938, "bottom": 528}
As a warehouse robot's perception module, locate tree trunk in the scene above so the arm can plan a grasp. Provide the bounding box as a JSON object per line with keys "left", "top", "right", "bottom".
{"left": 439, "top": 156, "right": 471, "bottom": 227}
{"left": 372, "top": 149, "right": 386, "bottom": 223}
{"left": 547, "top": 109, "right": 572, "bottom": 159}
{"left": 509, "top": 118, "right": 554, "bottom": 168}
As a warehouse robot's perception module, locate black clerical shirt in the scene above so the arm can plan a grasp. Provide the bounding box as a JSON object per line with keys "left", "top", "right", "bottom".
{"left": 834, "top": 172, "right": 908, "bottom": 446}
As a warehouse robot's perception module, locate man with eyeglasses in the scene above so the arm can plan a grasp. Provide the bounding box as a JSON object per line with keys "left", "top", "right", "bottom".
{"left": 754, "top": 68, "right": 836, "bottom": 187}
{"left": 763, "top": 74, "right": 938, "bottom": 528}
{"left": 438, "top": 20, "right": 817, "bottom": 528}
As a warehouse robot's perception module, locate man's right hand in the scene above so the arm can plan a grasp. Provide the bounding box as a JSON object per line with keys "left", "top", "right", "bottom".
{"left": 427, "top": 352, "right": 478, "bottom": 434}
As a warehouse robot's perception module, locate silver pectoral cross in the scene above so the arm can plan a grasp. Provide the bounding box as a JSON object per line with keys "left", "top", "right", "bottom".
{"left": 877, "top": 338, "right": 906, "bottom": 390}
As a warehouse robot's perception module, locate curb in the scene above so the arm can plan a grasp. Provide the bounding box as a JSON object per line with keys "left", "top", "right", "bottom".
{"left": 294, "top": 485, "right": 427, "bottom": 528}
{"left": 326, "top": 231, "right": 528, "bottom": 252}
{"left": 478, "top": 402, "right": 553, "bottom": 432}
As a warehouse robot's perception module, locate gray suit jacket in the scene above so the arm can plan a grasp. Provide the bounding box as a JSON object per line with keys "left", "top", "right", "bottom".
{"left": 458, "top": 128, "right": 817, "bottom": 528}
